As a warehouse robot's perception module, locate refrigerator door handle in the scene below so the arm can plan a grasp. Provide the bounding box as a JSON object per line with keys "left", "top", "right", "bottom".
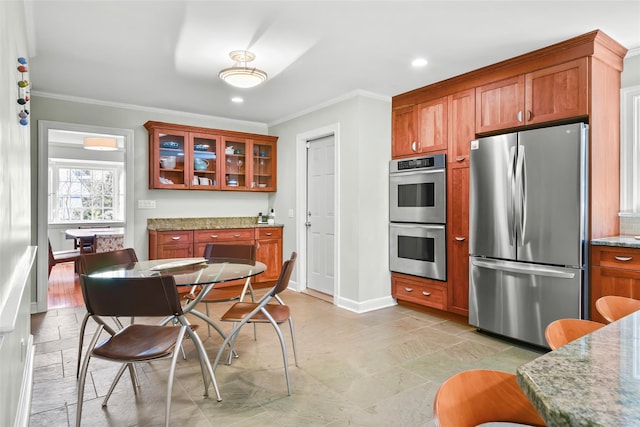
{"left": 471, "top": 258, "right": 576, "bottom": 279}
{"left": 508, "top": 146, "right": 517, "bottom": 245}
{"left": 515, "top": 146, "right": 527, "bottom": 246}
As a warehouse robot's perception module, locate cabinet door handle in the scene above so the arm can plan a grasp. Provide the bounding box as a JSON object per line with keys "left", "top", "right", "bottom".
{"left": 455, "top": 236, "right": 466, "bottom": 241}
{"left": 210, "top": 235, "right": 219, "bottom": 239}
{"left": 404, "top": 287, "right": 413, "bottom": 292}
{"left": 615, "top": 256, "right": 633, "bottom": 262}
{"left": 422, "top": 291, "right": 431, "bottom": 296}
{"left": 171, "top": 236, "right": 181, "bottom": 240}
{"left": 411, "top": 141, "right": 417, "bottom": 152}
{"left": 456, "top": 156, "right": 466, "bottom": 162}
{"left": 517, "top": 111, "right": 523, "bottom": 122}
{"left": 233, "top": 234, "right": 241, "bottom": 238}
{"left": 527, "top": 110, "right": 532, "bottom": 121}
{"left": 265, "top": 232, "right": 272, "bottom": 236}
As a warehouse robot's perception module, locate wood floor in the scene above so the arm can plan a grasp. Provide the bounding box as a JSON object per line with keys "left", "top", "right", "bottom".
{"left": 47, "top": 261, "right": 83, "bottom": 309}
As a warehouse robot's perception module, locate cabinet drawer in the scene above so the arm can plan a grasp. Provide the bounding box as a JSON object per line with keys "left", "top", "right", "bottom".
{"left": 592, "top": 246, "right": 640, "bottom": 270}
{"left": 255, "top": 227, "right": 282, "bottom": 240}
{"left": 157, "top": 230, "right": 193, "bottom": 245}
{"left": 194, "top": 228, "right": 254, "bottom": 243}
{"left": 392, "top": 277, "right": 447, "bottom": 310}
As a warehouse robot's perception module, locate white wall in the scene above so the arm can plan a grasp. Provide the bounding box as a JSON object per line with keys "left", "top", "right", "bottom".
{"left": 0, "top": 1, "right": 34, "bottom": 425}
{"left": 270, "top": 92, "right": 392, "bottom": 309}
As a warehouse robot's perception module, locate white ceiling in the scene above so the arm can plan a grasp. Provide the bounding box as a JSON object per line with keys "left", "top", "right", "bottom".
{"left": 26, "top": 1, "right": 640, "bottom": 125}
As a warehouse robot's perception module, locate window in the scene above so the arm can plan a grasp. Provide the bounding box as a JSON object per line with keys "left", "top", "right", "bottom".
{"left": 620, "top": 85, "right": 640, "bottom": 215}
{"left": 48, "top": 160, "right": 124, "bottom": 223}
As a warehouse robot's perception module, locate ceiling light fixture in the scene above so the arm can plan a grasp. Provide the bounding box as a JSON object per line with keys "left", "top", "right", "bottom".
{"left": 231, "top": 97, "right": 244, "bottom": 103}
{"left": 412, "top": 58, "right": 428, "bottom": 67}
{"left": 218, "top": 50, "right": 267, "bottom": 88}
{"left": 83, "top": 137, "right": 117, "bottom": 151}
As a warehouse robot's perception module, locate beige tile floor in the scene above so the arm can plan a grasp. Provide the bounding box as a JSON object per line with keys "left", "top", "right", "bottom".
{"left": 29, "top": 290, "right": 544, "bottom": 426}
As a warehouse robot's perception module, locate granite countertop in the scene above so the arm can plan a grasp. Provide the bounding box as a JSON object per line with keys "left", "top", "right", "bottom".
{"left": 147, "top": 217, "right": 283, "bottom": 231}
{"left": 517, "top": 311, "right": 640, "bottom": 426}
{"left": 591, "top": 235, "right": 640, "bottom": 249}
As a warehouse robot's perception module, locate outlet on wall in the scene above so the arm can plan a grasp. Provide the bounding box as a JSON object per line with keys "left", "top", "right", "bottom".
{"left": 138, "top": 199, "right": 156, "bottom": 209}
{"left": 288, "top": 208, "right": 294, "bottom": 218}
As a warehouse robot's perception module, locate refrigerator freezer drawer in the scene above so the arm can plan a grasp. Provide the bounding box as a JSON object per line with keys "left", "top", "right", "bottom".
{"left": 469, "top": 257, "right": 583, "bottom": 348}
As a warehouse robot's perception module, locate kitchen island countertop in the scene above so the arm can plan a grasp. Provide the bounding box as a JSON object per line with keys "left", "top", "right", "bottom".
{"left": 148, "top": 217, "right": 283, "bottom": 231}
{"left": 591, "top": 235, "right": 640, "bottom": 249}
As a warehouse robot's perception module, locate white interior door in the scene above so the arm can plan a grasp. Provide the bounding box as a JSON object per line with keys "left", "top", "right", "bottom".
{"left": 306, "top": 134, "right": 335, "bottom": 295}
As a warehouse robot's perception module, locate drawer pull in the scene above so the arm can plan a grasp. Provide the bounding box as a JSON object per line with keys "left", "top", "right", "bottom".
{"left": 456, "top": 156, "right": 465, "bottom": 162}
{"left": 404, "top": 287, "right": 413, "bottom": 292}
{"left": 265, "top": 232, "right": 273, "bottom": 236}
{"left": 455, "top": 236, "right": 466, "bottom": 241}
{"left": 171, "top": 236, "right": 181, "bottom": 240}
{"left": 233, "top": 234, "right": 241, "bottom": 238}
{"left": 210, "top": 235, "right": 219, "bottom": 239}
{"left": 615, "top": 256, "right": 633, "bottom": 262}
{"left": 422, "top": 291, "right": 431, "bottom": 296}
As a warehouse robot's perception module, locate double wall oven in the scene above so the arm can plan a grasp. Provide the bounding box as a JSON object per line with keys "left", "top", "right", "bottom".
{"left": 389, "top": 154, "right": 447, "bottom": 281}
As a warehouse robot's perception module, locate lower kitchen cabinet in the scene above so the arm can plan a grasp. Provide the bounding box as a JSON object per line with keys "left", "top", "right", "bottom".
{"left": 590, "top": 245, "right": 640, "bottom": 323}
{"left": 255, "top": 227, "right": 283, "bottom": 285}
{"left": 392, "top": 273, "right": 447, "bottom": 311}
{"left": 149, "top": 230, "right": 194, "bottom": 259}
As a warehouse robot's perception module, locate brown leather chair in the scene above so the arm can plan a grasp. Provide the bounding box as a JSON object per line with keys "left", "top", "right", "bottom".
{"left": 544, "top": 318, "right": 605, "bottom": 350}
{"left": 213, "top": 252, "right": 298, "bottom": 395}
{"left": 184, "top": 243, "right": 257, "bottom": 337}
{"left": 433, "top": 369, "right": 546, "bottom": 427}
{"left": 75, "top": 248, "right": 139, "bottom": 377}
{"left": 77, "top": 274, "right": 220, "bottom": 427}
{"left": 595, "top": 295, "right": 640, "bottom": 323}
{"left": 48, "top": 239, "right": 80, "bottom": 277}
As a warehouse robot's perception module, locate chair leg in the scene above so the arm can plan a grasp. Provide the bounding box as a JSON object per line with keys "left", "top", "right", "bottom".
{"left": 165, "top": 326, "right": 187, "bottom": 427}
{"left": 76, "top": 325, "right": 105, "bottom": 427}
{"left": 205, "top": 303, "right": 211, "bottom": 337}
{"left": 102, "top": 363, "right": 131, "bottom": 406}
{"left": 76, "top": 313, "right": 90, "bottom": 378}
{"left": 288, "top": 317, "right": 299, "bottom": 367}
{"left": 181, "top": 317, "right": 221, "bottom": 401}
{"left": 188, "top": 309, "right": 238, "bottom": 358}
{"left": 263, "top": 312, "right": 292, "bottom": 396}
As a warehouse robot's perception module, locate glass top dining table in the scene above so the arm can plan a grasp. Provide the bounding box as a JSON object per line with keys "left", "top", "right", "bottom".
{"left": 88, "top": 256, "right": 266, "bottom": 287}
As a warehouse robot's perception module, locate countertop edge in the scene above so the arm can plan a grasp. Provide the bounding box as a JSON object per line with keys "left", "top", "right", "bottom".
{"left": 590, "top": 235, "right": 640, "bottom": 249}
{"left": 147, "top": 217, "right": 284, "bottom": 231}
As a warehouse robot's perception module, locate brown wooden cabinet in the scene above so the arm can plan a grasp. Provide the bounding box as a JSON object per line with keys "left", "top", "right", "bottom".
{"left": 149, "top": 225, "right": 283, "bottom": 287}
{"left": 392, "top": 31, "right": 626, "bottom": 319}
{"left": 590, "top": 245, "right": 640, "bottom": 323}
{"left": 476, "top": 58, "right": 588, "bottom": 134}
{"left": 392, "top": 97, "right": 447, "bottom": 158}
{"left": 392, "top": 273, "right": 447, "bottom": 310}
{"left": 255, "top": 227, "right": 283, "bottom": 284}
{"left": 145, "top": 121, "right": 278, "bottom": 192}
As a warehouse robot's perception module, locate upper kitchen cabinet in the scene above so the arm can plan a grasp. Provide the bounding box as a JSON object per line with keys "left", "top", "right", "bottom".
{"left": 145, "top": 121, "right": 278, "bottom": 192}
{"left": 476, "top": 58, "right": 588, "bottom": 134}
{"left": 447, "top": 89, "right": 475, "bottom": 167}
{"left": 392, "top": 97, "right": 448, "bottom": 158}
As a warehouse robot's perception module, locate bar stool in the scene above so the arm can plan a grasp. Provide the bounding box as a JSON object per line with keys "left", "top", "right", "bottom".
{"left": 595, "top": 295, "right": 640, "bottom": 323}
{"left": 544, "top": 318, "right": 605, "bottom": 350}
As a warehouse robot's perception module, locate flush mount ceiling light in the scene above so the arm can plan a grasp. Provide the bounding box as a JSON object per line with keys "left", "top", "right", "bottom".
{"left": 83, "top": 137, "right": 117, "bottom": 151}
{"left": 218, "top": 50, "right": 267, "bottom": 88}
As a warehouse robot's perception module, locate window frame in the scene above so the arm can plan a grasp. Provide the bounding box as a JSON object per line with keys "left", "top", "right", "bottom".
{"left": 620, "top": 85, "right": 640, "bottom": 216}
{"left": 48, "top": 158, "right": 125, "bottom": 224}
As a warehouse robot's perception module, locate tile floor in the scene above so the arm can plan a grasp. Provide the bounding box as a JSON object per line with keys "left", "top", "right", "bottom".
{"left": 29, "top": 290, "right": 544, "bottom": 426}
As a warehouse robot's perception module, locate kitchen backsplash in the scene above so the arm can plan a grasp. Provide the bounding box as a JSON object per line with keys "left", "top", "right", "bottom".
{"left": 620, "top": 215, "right": 640, "bottom": 235}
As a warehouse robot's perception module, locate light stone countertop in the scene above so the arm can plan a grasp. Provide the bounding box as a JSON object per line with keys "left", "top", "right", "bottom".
{"left": 517, "top": 311, "right": 640, "bottom": 426}
{"left": 591, "top": 235, "right": 640, "bottom": 249}
{"left": 147, "top": 217, "right": 283, "bottom": 231}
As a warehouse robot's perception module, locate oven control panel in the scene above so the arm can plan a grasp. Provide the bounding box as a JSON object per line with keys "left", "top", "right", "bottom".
{"left": 390, "top": 154, "right": 445, "bottom": 173}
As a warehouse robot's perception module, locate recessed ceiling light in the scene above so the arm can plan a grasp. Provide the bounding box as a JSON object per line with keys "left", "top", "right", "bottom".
{"left": 412, "top": 58, "right": 428, "bottom": 67}
{"left": 231, "top": 97, "right": 244, "bottom": 103}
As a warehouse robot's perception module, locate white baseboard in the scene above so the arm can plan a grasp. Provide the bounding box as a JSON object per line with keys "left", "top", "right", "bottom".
{"left": 15, "top": 335, "right": 34, "bottom": 427}
{"left": 336, "top": 295, "right": 397, "bottom": 314}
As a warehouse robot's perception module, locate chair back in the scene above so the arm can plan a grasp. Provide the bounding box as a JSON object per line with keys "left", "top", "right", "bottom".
{"left": 94, "top": 234, "right": 125, "bottom": 253}
{"left": 595, "top": 295, "right": 640, "bottom": 323}
{"left": 79, "top": 274, "right": 183, "bottom": 318}
{"left": 78, "top": 247, "right": 138, "bottom": 275}
{"left": 269, "top": 252, "right": 297, "bottom": 297}
{"left": 203, "top": 243, "right": 256, "bottom": 261}
{"left": 545, "top": 318, "right": 605, "bottom": 350}
{"left": 433, "top": 369, "right": 545, "bottom": 427}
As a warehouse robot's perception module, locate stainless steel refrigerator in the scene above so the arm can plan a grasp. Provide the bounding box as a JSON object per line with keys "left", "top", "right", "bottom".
{"left": 468, "top": 122, "right": 588, "bottom": 348}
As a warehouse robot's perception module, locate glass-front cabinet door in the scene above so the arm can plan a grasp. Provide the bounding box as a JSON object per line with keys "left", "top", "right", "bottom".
{"left": 251, "top": 139, "right": 276, "bottom": 191}
{"left": 190, "top": 133, "right": 220, "bottom": 189}
{"left": 221, "top": 137, "right": 248, "bottom": 190}
{"left": 152, "top": 129, "right": 188, "bottom": 189}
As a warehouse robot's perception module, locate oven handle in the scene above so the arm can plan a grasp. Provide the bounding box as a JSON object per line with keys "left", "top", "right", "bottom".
{"left": 390, "top": 223, "right": 445, "bottom": 231}
{"left": 390, "top": 169, "right": 445, "bottom": 178}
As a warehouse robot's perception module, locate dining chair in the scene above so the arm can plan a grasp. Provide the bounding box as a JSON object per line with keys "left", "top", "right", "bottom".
{"left": 595, "top": 295, "right": 640, "bottom": 323}
{"left": 213, "top": 252, "right": 298, "bottom": 395}
{"left": 544, "top": 318, "right": 605, "bottom": 350}
{"left": 47, "top": 238, "right": 80, "bottom": 277}
{"left": 76, "top": 225, "right": 111, "bottom": 253}
{"left": 93, "top": 233, "right": 125, "bottom": 253}
{"left": 433, "top": 369, "right": 546, "bottom": 427}
{"left": 75, "top": 248, "right": 139, "bottom": 378}
{"left": 184, "top": 243, "right": 258, "bottom": 337}
{"left": 76, "top": 274, "right": 220, "bottom": 427}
